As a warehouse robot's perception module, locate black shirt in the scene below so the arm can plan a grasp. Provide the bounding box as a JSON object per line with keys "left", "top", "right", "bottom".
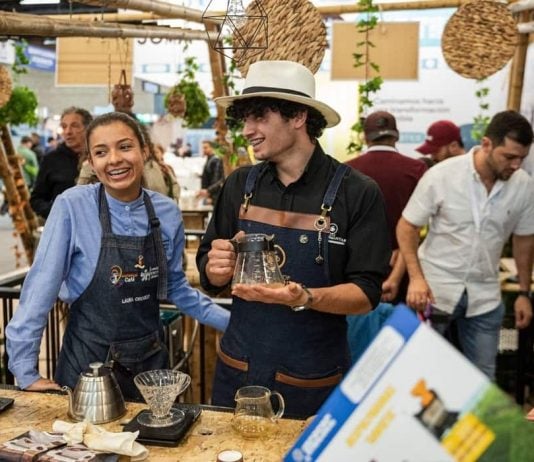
{"left": 196, "top": 144, "right": 391, "bottom": 308}
{"left": 30, "top": 143, "right": 80, "bottom": 219}
{"left": 201, "top": 154, "right": 224, "bottom": 202}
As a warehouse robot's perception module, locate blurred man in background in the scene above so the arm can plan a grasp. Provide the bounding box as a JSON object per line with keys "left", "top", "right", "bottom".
{"left": 416, "top": 120, "right": 465, "bottom": 163}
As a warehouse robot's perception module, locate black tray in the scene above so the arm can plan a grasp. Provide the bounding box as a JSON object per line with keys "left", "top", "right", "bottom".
{"left": 122, "top": 403, "right": 201, "bottom": 447}
{"left": 0, "top": 397, "right": 14, "bottom": 413}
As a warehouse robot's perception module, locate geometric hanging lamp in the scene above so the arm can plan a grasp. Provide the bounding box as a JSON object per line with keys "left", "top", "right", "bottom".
{"left": 202, "top": 0, "right": 268, "bottom": 64}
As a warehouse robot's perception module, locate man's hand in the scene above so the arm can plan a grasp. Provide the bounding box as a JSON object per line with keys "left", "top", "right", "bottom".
{"left": 232, "top": 281, "right": 305, "bottom": 307}
{"left": 25, "top": 377, "right": 62, "bottom": 392}
{"left": 406, "top": 277, "right": 435, "bottom": 312}
{"left": 381, "top": 277, "right": 399, "bottom": 302}
{"left": 515, "top": 295, "right": 533, "bottom": 329}
{"left": 205, "top": 231, "right": 245, "bottom": 287}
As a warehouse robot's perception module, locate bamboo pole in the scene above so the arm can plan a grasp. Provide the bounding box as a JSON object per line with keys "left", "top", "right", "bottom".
{"left": 315, "top": 0, "right": 512, "bottom": 14}
{"left": 507, "top": 11, "right": 530, "bottom": 111}
{"left": 0, "top": 127, "right": 35, "bottom": 264}
{"left": 49, "top": 12, "right": 164, "bottom": 22}
{"left": 0, "top": 125, "right": 39, "bottom": 236}
{"left": 0, "top": 11, "right": 207, "bottom": 40}
{"left": 74, "top": 0, "right": 207, "bottom": 22}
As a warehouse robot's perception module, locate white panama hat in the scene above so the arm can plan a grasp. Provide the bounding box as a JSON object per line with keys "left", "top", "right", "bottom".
{"left": 215, "top": 60, "right": 340, "bottom": 128}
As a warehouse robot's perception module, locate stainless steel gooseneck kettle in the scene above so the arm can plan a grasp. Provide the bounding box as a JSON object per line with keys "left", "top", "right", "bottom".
{"left": 63, "top": 361, "right": 126, "bottom": 424}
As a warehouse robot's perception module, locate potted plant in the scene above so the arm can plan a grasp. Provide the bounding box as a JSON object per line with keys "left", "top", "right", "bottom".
{"left": 165, "top": 56, "right": 210, "bottom": 128}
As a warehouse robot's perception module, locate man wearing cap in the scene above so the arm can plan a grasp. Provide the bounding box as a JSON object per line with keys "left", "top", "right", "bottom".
{"left": 347, "top": 111, "right": 427, "bottom": 304}
{"left": 397, "top": 110, "right": 534, "bottom": 379}
{"left": 196, "top": 60, "right": 391, "bottom": 417}
{"left": 416, "top": 120, "right": 465, "bottom": 163}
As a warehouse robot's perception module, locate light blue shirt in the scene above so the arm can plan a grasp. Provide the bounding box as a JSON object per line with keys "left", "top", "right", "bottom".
{"left": 6, "top": 184, "right": 230, "bottom": 389}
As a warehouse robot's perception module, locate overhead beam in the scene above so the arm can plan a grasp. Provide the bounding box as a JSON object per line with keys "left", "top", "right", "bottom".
{"left": 74, "top": 0, "right": 208, "bottom": 22}
{"left": 315, "top": 0, "right": 512, "bottom": 14}
{"left": 49, "top": 12, "right": 164, "bottom": 22}
{"left": 0, "top": 11, "right": 206, "bottom": 40}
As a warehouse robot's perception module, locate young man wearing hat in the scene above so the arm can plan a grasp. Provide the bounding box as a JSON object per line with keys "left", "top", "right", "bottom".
{"left": 397, "top": 110, "right": 534, "bottom": 380}
{"left": 196, "top": 60, "right": 391, "bottom": 417}
{"left": 347, "top": 111, "right": 427, "bottom": 304}
{"left": 416, "top": 120, "right": 465, "bottom": 163}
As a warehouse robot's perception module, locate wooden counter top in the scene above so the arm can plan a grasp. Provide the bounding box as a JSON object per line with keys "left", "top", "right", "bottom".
{"left": 0, "top": 389, "right": 306, "bottom": 461}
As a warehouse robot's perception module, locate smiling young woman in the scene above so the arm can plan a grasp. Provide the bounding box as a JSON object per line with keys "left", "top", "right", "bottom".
{"left": 5, "top": 112, "right": 230, "bottom": 400}
{"left": 86, "top": 113, "right": 148, "bottom": 202}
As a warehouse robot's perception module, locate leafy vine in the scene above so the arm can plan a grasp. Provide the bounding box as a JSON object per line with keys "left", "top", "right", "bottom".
{"left": 0, "top": 40, "right": 38, "bottom": 126}
{"left": 165, "top": 56, "right": 210, "bottom": 128}
{"left": 347, "top": 0, "right": 383, "bottom": 155}
{"left": 471, "top": 79, "right": 490, "bottom": 142}
{"left": 215, "top": 48, "right": 248, "bottom": 166}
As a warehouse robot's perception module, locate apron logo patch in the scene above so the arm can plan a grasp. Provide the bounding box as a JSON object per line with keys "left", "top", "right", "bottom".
{"left": 328, "top": 223, "right": 346, "bottom": 246}
{"left": 134, "top": 255, "right": 145, "bottom": 269}
{"left": 110, "top": 264, "right": 138, "bottom": 286}
{"left": 140, "top": 266, "right": 159, "bottom": 282}
{"left": 110, "top": 265, "right": 123, "bottom": 286}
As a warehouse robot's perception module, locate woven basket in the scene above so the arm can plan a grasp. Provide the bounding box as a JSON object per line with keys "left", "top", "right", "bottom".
{"left": 0, "top": 65, "right": 12, "bottom": 108}
{"left": 234, "top": 0, "right": 326, "bottom": 76}
{"left": 442, "top": 0, "right": 517, "bottom": 80}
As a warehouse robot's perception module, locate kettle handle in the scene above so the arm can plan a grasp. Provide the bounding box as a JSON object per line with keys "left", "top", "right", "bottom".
{"left": 270, "top": 391, "right": 285, "bottom": 420}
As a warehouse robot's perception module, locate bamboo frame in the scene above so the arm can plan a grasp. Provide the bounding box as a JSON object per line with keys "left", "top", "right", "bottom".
{"left": 0, "top": 125, "right": 38, "bottom": 264}
{"left": 74, "top": 0, "right": 208, "bottom": 22}
{"left": 0, "top": 11, "right": 206, "bottom": 40}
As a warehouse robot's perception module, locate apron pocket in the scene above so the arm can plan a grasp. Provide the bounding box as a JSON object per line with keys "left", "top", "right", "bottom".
{"left": 274, "top": 367, "right": 343, "bottom": 418}
{"left": 212, "top": 343, "right": 249, "bottom": 408}
{"left": 107, "top": 331, "right": 169, "bottom": 401}
{"left": 108, "top": 330, "right": 169, "bottom": 376}
{"left": 217, "top": 341, "right": 249, "bottom": 372}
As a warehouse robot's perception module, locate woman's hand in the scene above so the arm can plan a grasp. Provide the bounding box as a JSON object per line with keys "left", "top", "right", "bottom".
{"left": 25, "top": 377, "right": 62, "bottom": 392}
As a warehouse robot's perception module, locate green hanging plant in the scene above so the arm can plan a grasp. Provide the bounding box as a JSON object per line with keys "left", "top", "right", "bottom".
{"left": 471, "top": 79, "right": 490, "bottom": 142}
{"left": 165, "top": 56, "right": 210, "bottom": 128}
{"left": 347, "top": 0, "right": 383, "bottom": 155}
{"left": 0, "top": 41, "right": 38, "bottom": 126}
{"left": 215, "top": 54, "right": 248, "bottom": 166}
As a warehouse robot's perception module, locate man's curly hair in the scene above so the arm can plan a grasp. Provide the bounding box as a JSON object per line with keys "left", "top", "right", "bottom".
{"left": 226, "top": 97, "right": 327, "bottom": 141}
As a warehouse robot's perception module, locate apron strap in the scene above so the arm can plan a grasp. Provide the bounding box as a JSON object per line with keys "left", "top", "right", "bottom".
{"left": 314, "top": 164, "right": 350, "bottom": 231}
{"left": 322, "top": 164, "right": 350, "bottom": 209}
{"left": 242, "top": 163, "right": 268, "bottom": 211}
{"left": 98, "top": 185, "right": 113, "bottom": 234}
{"left": 143, "top": 191, "right": 168, "bottom": 301}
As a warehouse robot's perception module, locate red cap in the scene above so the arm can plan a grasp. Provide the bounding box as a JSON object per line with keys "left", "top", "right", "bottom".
{"left": 364, "top": 111, "right": 399, "bottom": 141}
{"left": 416, "top": 120, "right": 462, "bottom": 155}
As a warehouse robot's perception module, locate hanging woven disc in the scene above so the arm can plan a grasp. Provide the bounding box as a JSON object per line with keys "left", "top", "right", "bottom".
{"left": 441, "top": 1, "right": 517, "bottom": 80}
{"left": 234, "top": 0, "right": 327, "bottom": 76}
{"left": 0, "top": 65, "right": 13, "bottom": 108}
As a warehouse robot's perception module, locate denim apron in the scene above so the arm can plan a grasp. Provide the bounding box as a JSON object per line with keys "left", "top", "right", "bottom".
{"left": 55, "top": 186, "right": 169, "bottom": 400}
{"left": 212, "top": 164, "right": 351, "bottom": 417}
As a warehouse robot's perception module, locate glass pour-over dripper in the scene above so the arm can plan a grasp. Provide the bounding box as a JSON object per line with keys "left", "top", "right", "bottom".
{"left": 134, "top": 369, "right": 191, "bottom": 427}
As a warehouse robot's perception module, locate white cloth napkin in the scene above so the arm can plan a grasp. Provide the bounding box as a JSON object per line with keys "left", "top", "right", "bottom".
{"left": 52, "top": 420, "right": 148, "bottom": 461}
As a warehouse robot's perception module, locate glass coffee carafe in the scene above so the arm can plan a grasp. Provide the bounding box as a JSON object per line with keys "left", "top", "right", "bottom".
{"left": 231, "top": 233, "right": 285, "bottom": 288}
{"left": 232, "top": 385, "right": 285, "bottom": 438}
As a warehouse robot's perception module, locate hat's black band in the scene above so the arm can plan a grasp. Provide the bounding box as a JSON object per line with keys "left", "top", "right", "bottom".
{"left": 242, "top": 86, "right": 311, "bottom": 98}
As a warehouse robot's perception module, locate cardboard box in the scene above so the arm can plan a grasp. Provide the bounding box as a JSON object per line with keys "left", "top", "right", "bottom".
{"left": 285, "top": 306, "right": 534, "bottom": 461}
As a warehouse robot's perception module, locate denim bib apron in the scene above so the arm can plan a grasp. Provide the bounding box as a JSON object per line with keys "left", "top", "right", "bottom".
{"left": 55, "top": 186, "right": 169, "bottom": 400}
{"left": 212, "top": 164, "right": 351, "bottom": 417}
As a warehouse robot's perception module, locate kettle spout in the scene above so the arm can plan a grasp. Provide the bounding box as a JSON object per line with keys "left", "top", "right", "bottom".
{"left": 62, "top": 385, "right": 83, "bottom": 420}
